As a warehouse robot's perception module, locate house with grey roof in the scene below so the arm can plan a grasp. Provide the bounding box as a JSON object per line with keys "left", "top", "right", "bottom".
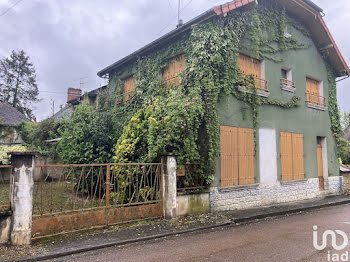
{"left": 0, "top": 102, "right": 30, "bottom": 145}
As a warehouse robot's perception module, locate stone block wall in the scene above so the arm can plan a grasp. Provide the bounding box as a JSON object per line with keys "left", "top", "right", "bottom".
{"left": 210, "top": 177, "right": 343, "bottom": 212}
{"left": 342, "top": 173, "right": 350, "bottom": 194}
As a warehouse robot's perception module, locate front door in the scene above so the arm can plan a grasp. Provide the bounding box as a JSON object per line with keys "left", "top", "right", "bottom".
{"left": 317, "top": 144, "right": 324, "bottom": 190}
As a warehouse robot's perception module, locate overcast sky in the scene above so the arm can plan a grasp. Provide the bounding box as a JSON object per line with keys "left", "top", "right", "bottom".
{"left": 0, "top": 0, "right": 349, "bottom": 120}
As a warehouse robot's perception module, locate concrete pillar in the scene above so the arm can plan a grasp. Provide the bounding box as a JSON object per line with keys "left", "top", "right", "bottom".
{"left": 164, "top": 155, "right": 177, "bottom": 219}
{"left": 10, "top": 152, "right": 35, "bottom": 245}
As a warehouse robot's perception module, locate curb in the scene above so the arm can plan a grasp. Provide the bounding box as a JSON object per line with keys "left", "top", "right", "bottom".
{"left": 18, "top": 222, "right": 232, "bottom": 262}
{"left": 233, "top": 199, "right": 350, "bottom": 224}
{"left": 18, "top": 199, "right": 350, "bottom": 262}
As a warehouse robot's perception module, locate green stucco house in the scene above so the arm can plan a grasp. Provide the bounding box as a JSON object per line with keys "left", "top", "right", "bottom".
{"left": 98, "top": 0, "right": 349, "bottom": 211}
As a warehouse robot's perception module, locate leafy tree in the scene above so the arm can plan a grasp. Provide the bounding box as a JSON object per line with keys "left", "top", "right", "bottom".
{"left": 0, "top": 50, "right": 39, "bottom": 120}
{"left": 57, "top": 102, "right": 122, "bottom": 164}
{"left": 340, "top": 111, "right": 350, "bottom": 131}
{"left": 18, "top": 118, "right": 62, "bottom": 159}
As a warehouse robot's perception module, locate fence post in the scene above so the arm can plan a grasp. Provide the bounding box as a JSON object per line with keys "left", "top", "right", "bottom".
{"left": 105, "top": 164, "right": 111, "bottom": 227}
{"left": 163, "top": 155, "right": 177, "bottom": 219}
{"left": 10, "top": 152, "right": 36, "bottom": 245}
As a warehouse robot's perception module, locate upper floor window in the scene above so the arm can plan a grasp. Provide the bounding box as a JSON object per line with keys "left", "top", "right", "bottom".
{"left": 122, "top": 75, "right": 135, "bottom": 103}
{"left": 237, "top": 53, "right": 269, "bottom": 96}
{"left": 305, "top": 77, "right": 327, "bottom": 110}
{"left": 162, "top": 54, "right": 186, "bottom": 88}
{"left": 280, "top": 68, "right": 296, "bottom": 92}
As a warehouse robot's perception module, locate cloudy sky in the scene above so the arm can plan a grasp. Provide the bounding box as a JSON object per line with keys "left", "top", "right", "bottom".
{"left": 0, "top": 0, "right": 349, "bottom": 120}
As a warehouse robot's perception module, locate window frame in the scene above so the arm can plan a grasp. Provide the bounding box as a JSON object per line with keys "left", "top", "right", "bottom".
{"left": 305, "top": 76, "right": 327, "bottom": 111}
{"left": 280, "top": 67, "right": 296, "bottom": 93}
{"left": 119, "top": 75, "right": 136, "bottom": 104}
{"left": 162, "top": 54, "right": 186, "bottom": 88}
{"left": 280, "top": 132, "right": 305, "bottom": 182}
{"left": 237, "top": 53, "right": 269, "bottom": 97}
{"left": 220, "top": 126, "right": 255, "bottom": 187}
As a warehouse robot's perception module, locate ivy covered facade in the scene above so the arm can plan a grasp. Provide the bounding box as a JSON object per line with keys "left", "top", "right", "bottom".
{"left": 98, "top": 0, "right": 349, "bottom": 209}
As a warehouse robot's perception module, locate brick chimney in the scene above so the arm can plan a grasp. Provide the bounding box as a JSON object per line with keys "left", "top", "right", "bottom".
{"left": 67, "top": 88, "right": 82, "bottom": 102}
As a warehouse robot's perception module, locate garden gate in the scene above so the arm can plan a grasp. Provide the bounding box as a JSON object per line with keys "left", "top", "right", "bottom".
{"left": 31, "top": 162, "right": 163, "bottom": 239}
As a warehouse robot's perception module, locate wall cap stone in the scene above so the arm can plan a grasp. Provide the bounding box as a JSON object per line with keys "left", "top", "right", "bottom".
{"left": 280, "top": 179, "right": 308, "bottom": 186}
{"left": 218, "top": 184, "right": 259, "bottom": 193}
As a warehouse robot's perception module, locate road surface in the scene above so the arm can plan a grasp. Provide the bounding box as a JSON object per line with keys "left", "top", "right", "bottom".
{"left": 51, "top": 204, "right": 350, "bottom": 262}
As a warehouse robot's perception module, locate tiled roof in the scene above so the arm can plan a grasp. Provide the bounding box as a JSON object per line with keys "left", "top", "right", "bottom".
{"left": 213, "top": 0, "right": 257, "bottom": 16}
{"left": 98, "top": 0, "right": 349, "bottom": 78}
{"left": 0, "top": 102, "right": 29, "bottom": 125}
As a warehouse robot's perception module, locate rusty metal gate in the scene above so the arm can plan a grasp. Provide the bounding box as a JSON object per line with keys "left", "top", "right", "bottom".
{"left": 32, "top": 162, "right": 163, "bottom": 239}
{"left": 0, "top": 165, "right": 12, "bottom": 212}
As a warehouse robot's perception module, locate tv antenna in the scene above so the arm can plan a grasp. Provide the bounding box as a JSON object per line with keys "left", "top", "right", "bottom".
{"left": 177, "top": 0, "right": 183, "bottom": 27}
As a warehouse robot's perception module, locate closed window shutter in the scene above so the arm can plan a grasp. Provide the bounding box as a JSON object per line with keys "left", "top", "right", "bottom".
{"left": 281, "top": 132, "right": 305, "bottom": 181}
{"left": 281, "top": 132, "right": 294, "bottom": 181}
{"left": 220, "top": 126, "right": 254, "bottom": 187}
{"left": 306, "top": 78, "right": 320, "bottom": 105}
{"left": 238, "top": 54, "right": 262, "bottom": 89}
{"left": 238, "top": 128, "right": 255, "bottom": 185}
{"left": 292, "top": 133, "right": 304, "bottom": 180}
{"left": 163, "top": 55, "right": 186, "bottom": 88}
{"left": 122, "top": 76, "right": 135, "bottom": 103}
{"left": 238, "top": 54, "right": 261, "bottom": 78}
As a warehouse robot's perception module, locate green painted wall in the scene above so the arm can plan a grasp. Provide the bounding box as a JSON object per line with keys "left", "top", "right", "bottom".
{"left": 214, "top": 21, "right": 339, "bottom": 187}
{"left": 107, "top": 11, "right": 339, "bottom": 187}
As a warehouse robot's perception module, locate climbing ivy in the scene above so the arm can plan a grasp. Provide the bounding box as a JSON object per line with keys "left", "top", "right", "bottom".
{"left": 112, "top": 5, "right": 316, "bottom": 179}
{"left": 327, "top": 65, "right": 343, "bottom": 147}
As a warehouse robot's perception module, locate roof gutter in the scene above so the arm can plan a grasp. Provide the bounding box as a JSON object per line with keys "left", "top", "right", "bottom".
{"left": 97, "top": 9, "right": 216, "bottom": 77}
{"left": 301, "top": 0, "right": 323, "bottom": 13}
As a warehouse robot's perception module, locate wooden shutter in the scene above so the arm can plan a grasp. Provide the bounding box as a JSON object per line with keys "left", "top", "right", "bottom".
{"left": 238, "top": 54, "right": 261, "bottom": 89}
{"left": 281, "top": 132, "right": 294, "bottom": 181}
{"left": 163, "top": 55, "right": 186, "bottom": 88}
{"left": 220, "top": 126, "right": 254, "bottom": 187}
{"left": 238, "top": 128, "right": 255, "bottom": 185}
{"left": 122, "top": 76, "right": 135, "bottom": 103}
{"left": 292, "top": 133, "right": 304, "bottom": 180}
{"left": 306, "top": 78, "right": 320, "bottom": 104}
{"left": 220, "top": 126, "right": 239, "bottom": 187}
{"left": 281, "top": 132, "right": 304, "bottom": 181}
{"left": 317, "top": 144, "right": 325, "bottom": 190}
{"left": 238, "top": 54, "right": 261, "bottom": 79}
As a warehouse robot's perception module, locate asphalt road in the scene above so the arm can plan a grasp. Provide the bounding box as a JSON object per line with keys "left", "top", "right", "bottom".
{"left": 52, "top": 204, "right": 350, "bottom": 262}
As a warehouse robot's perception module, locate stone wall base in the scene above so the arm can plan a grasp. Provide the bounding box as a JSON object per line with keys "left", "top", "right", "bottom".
{"left": 0, "top": 216, "right": 11, "bottom": 244}
{"left": 176, "top": 192, "right": 210, "bottom": 216}
{"left": 210, "top": 177, "right": 343, "bottom": 212}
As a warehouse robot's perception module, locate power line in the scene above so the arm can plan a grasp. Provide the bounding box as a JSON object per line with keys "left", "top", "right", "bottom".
{"left": 167, "top": 0, "right": 174, "bottom": 11}
{"left": 156, "top": 0, "right": 193, "bottom": 37}
{"left": 0, "top": 0, "right": 24, "bottom": 17}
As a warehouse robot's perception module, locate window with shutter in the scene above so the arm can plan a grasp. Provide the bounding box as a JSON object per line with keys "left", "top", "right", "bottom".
{"left": 220, "top": 126, "right": 255, "bottom": 187}
{"left": 162, "top": 55, "right": 186, "bottom": 88}
{"left": 280, "top": 132, "right": 305, "bottom": 181}
{"left": 122, "top": 75, "right": 135, "bottom": 103}
{"left": 237, "top": 54, "right": 268, "bottom": 92}
{"left": 306, "top": 77, "right": 326, "bottom": 108}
